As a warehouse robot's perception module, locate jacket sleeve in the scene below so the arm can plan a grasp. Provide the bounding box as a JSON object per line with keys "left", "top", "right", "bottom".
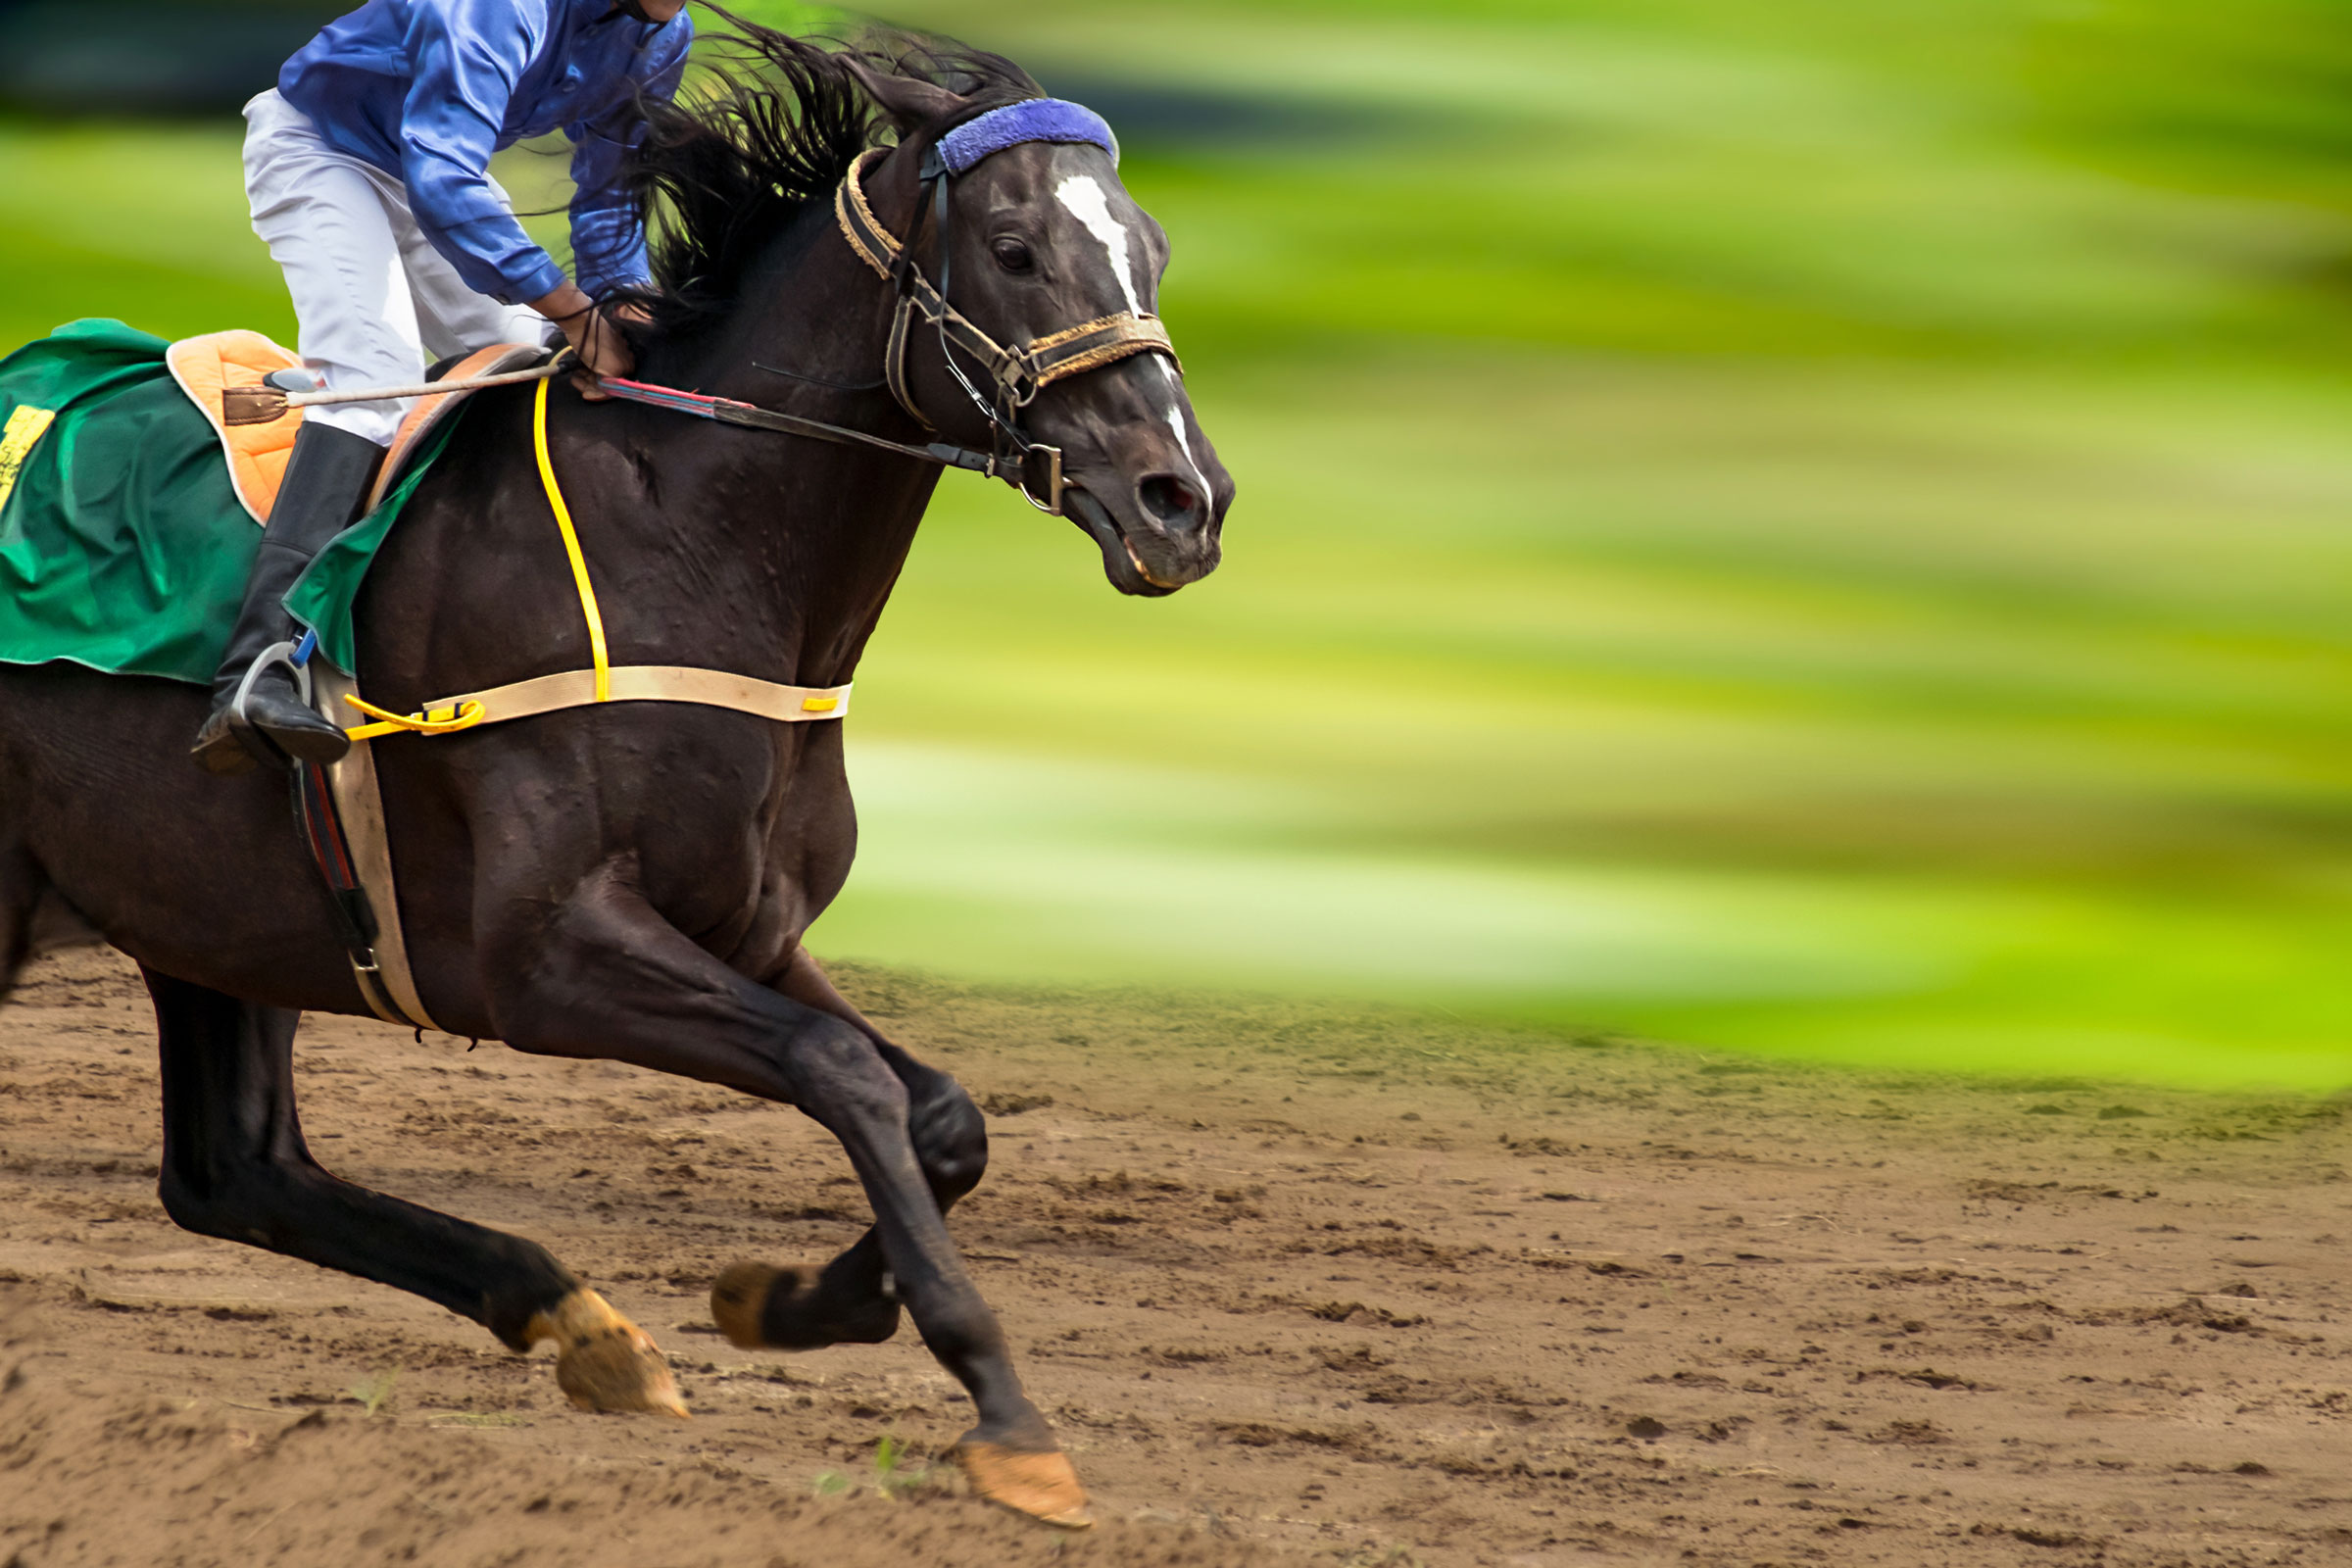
{"left": 397, "top": 0, "right": 568, "bottom": 306}
{"left": 565, "top": 20, "right": 689, "bottom": 300}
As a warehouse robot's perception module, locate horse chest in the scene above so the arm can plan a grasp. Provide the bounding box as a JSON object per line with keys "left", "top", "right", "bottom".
{"left": 622, "top": 737, "right": 855, "bottom": 952}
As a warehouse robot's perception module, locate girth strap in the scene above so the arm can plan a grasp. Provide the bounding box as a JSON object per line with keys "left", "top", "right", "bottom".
{"left": 343, "top": 665, "right": 850, "bottom": 740}
{"left": 311, "top": 666, "right": 445, "bottom": 1034}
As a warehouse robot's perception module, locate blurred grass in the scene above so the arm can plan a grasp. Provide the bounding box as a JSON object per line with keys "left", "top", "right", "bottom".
{"left": 6, "top": 0, "right": 2351, "bottom": 1087}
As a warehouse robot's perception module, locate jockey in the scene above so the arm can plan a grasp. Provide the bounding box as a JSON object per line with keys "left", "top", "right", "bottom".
{"left": 194, "top": 0, "right": 693, "bottom": 776}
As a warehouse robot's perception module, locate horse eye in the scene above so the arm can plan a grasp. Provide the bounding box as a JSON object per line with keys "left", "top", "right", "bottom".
{"left": 992, "top": 237, "right": 1035, "bottom": 273}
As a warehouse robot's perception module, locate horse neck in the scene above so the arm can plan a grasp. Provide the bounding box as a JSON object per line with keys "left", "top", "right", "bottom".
{"left": 584, "top": 202, "right": 939, "bottom": 689}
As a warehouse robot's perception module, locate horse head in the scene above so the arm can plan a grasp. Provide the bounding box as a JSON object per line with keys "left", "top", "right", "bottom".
{"left": 848, "top": 64, "right": 1235, "bottom": 598}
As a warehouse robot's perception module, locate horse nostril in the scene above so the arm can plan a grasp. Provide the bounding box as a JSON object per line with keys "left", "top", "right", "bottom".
{"left": 1138, "top": 474, "right": 1201, "bottom": 528}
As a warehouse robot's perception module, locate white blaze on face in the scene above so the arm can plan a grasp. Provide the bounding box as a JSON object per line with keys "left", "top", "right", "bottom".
{"left": 1057, "top": 171, "right": 1214, "bottom": 507}
{"left": 1054, "top": 173, "right": 1145, "bottom": 318}
{"left": 1160, "top": 366, "right": 1212, "bottom": 498}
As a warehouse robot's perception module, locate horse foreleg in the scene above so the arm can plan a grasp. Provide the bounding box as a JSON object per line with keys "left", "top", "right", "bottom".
{"left": 710, "top": 947, "right": 987, "bottom": 1354}
{"left": 485, "top": 882, "right": 1088, "bottom": 1527}
{"left": 144, "top": 966, "right": 684, "bottom": 1416}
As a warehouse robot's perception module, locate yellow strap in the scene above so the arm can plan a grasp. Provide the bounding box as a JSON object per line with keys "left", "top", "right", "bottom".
{"left": 535, "top": 376, "right": 611, "bottom": 702}
{"left": 336, "top": 375, "right": 857, "bottom": 745}
{"left": 341, "top": 694, "right": 487, "bottom": 741}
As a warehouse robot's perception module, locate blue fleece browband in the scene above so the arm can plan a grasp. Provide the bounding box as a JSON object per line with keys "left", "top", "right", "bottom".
{"left": 936, "top": 99, "right": 1119, "bottom": 174}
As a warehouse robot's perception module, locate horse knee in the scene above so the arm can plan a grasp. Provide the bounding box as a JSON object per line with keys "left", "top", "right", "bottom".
{"left": 789, "top": 1018, "right": 909, "bottom": 1134}
{"left": 909, "top": 1077, "right": 988, "bottom": 1200}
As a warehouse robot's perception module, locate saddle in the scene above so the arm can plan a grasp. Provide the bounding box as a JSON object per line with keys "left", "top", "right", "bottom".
{"left": 168, "top": 331, "right": 528, "bottom": 522}
{"left": 163, "top": 330, "right": 303, "bottom": 522}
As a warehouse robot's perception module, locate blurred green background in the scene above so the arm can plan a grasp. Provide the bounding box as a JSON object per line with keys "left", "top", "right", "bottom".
{"left": 4, "top": 1, "right": 2349, "bottom": 1088}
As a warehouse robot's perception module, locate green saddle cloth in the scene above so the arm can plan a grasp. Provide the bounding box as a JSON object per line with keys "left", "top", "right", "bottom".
{"left": 0, "top": 318, "right": 451, "bottom": 684}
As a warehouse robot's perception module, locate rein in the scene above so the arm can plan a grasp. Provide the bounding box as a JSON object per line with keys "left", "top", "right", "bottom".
{"left": 593, "top": 139, "right": 1181, "bottom": 517}
{"left": 246, "top": 112, "right": 1181, "bottom": 518}
{"left": 590, "top": 372, "right": 1061, "bottom": 511}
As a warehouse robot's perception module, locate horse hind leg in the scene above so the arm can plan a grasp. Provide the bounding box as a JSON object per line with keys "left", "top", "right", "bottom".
{"left": 144, "top": 965, "right": 685, "bottom": 1417}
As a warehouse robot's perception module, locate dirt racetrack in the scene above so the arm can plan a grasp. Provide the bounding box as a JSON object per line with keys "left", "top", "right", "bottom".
{"left": 3, "top": 943, "right": 2350, "bottom": 1568}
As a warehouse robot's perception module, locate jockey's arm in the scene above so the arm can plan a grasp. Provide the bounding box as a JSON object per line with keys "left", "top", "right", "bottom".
{"left": 392, "top": 0, "right": 682, "bottom": 388}
{"left": 551, "top": 12, "right": 694, "bottom": 388}
{"left": 396, "top": 3, "right": 566, "bottom": 305}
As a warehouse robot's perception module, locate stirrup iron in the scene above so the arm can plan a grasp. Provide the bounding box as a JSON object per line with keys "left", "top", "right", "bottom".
{"left": 227, "top": 637, "right": 313, "bottom": 726}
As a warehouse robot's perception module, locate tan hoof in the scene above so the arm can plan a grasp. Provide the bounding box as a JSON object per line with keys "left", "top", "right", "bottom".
{"left": 710, "top": 1259, "right": 899, "bottom": 1350}
{"left": 524, "top": 1289, "right": 688, "bottom": 1418}
{"left": 710, "top": 1261, "right": 791, "bottom": 1349}
{"left": 953, "top": 1442, "right": 1094, "bottom": 1529}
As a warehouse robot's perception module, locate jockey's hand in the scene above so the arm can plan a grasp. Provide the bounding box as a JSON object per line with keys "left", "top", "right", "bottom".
{"left": 531, "top": 283, "right": 645, "bottom": 400}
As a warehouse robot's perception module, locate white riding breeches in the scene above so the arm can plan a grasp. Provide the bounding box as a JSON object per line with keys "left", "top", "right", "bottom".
{"left": 243, "top": 89, "right": 546, "bottom": 448}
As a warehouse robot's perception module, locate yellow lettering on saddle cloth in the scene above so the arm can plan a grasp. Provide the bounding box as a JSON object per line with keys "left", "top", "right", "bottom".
{"left": 0, "top": 407, "right": 57, "bottom": 516}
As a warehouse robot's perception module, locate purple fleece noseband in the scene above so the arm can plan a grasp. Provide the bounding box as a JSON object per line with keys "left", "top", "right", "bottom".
{"left": 935, "top": 99, "right": 1120, "bottom": 174}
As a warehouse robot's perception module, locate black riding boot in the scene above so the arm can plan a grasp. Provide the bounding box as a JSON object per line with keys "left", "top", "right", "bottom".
{"left": 190, "top": 420, "right": 384, "bottom": 776}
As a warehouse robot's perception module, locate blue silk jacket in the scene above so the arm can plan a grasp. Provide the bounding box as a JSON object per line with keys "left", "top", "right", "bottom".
{"left": 278, "top": 0, "right": 691, "bottom": 305}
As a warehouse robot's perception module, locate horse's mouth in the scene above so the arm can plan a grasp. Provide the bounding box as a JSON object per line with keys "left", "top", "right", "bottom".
{"left": 1064, "top": 484, "right": 1187, "bottom": 597}
{"left": 1124, "top": 538, "right": 1184, "bottom": 590}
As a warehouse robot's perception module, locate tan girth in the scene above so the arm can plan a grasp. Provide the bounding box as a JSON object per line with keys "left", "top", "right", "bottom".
{"left": 346, "top": 664, "right": 849, "bottom": 740}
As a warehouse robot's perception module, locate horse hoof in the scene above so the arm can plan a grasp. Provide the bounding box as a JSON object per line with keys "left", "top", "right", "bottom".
{"left": 952, "top": 1442, "right": 1095, "bottom": 1530}
{"left": 709, "top": 1262, "right": 783, "bottom": 1348}
{"left": 710, "top": 1260, "right": 901, "bottom": 1351}
{"left": 525, "top": 1289, "right": 688, "bottom": 1418}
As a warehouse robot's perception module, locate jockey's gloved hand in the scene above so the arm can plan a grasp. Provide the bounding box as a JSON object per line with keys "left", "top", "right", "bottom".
{"left": 531, "top": 282, "right": 644, "bottom": 398}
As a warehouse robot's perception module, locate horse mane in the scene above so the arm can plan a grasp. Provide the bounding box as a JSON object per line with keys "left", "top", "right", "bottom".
{"left": 622, "top": 8, "right": 1044, "bottom": 335}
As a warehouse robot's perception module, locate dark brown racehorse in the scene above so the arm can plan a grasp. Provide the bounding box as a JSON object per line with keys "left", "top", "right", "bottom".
{"left": 0, "top": 24, "right": 1230, "bottom": 1528}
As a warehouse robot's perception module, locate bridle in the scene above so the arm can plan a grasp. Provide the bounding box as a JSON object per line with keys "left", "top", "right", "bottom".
{"left": 837, "top": 142, "right": 1180, "bottom": 514}
{"left": 599, "top": 98, "right": 1182, "bottom": 518}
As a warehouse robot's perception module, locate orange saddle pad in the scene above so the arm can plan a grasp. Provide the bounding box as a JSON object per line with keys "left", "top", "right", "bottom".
{"left": 164, "top": 329, "right": 305, "bottom": 523}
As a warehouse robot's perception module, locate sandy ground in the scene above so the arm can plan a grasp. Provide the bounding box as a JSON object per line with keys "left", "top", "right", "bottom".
{"left": 2, "top": 944, "right": 2350, "bottom": 1567}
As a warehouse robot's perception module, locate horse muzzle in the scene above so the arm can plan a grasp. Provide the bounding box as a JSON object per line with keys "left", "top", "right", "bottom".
{"left": 1063, "top": 468, "right": 1227, "bottom": 598}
